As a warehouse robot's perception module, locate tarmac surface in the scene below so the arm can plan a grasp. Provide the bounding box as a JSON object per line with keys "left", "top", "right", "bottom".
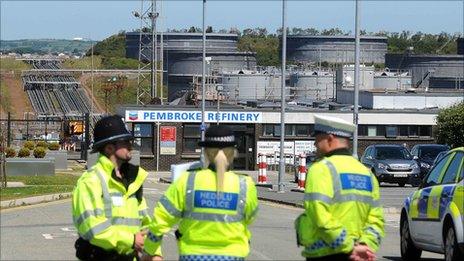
{"left": 0, "top": 170, "right": 443, "bottom": 260}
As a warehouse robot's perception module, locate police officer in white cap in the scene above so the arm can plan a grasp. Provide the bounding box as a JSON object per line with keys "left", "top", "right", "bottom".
{"left": 295, "top": 115, "right": 384, "bottom": 261}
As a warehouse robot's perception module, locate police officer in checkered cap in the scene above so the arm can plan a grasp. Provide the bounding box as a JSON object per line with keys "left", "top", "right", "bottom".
{"left": 142, "top": 125, "right": 259, "bottom": 261}
{"left": 295, "top": 115, "right": 384, "bottom": 261}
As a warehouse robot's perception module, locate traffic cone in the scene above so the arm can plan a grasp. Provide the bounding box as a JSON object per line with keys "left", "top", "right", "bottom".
{"left": 258, "top": 154, "right": 267, "bottom": 184}
{"left": 297, "top": 153, "right": 306, "bottom": 191}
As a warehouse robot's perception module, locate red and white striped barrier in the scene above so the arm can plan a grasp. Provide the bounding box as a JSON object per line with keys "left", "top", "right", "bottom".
{"left": 258, "top": 154, "right": 267, "bottom": 184}
{"left": 297, "top": 153, "right": 306, "bottom": 190}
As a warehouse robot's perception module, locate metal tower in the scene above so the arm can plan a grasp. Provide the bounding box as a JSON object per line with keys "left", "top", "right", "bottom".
{"left": 133, "top": 0, "right": 159, "bottom": 105}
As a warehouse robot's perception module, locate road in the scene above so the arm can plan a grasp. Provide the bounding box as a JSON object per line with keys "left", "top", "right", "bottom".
{"left": 0, "top": 180, "right": 443, "bottom": 260}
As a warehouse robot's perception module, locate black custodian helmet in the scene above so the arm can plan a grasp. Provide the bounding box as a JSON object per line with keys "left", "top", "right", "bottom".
{"left": 198, "top": 125, "right": 237, "bottom": 148}
{"left": 91, "top": 115, "right": 133, "bottom": 153}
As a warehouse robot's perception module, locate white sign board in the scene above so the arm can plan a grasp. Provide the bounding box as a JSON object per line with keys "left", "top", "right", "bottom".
{"left": 256, "top": 141, "right": 295, "bottom": 164}
{"left": 126, "top": 110, "right": 262, "bottom": 123}
{"left": 294, "top": 140, "right": 316, "bottom": 156}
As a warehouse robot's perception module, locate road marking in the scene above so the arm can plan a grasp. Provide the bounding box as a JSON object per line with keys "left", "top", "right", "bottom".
{"left": 61, "top": 227, "right": 77, "bottom": 232}
{"left": 42, "top": 232, "right": 78, "bottom": 239}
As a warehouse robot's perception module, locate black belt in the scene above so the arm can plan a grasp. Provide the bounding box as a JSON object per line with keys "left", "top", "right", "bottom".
{"left": 75, "top": 237, "right": 136, "bottom": 261}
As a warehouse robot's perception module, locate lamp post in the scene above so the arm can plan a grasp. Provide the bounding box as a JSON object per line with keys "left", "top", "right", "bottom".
{"left": 201, "top": 0, "right": 207, "bottom": 163}
{"left": 353, "top": 0, "right": 361, "bottom": 158}
{"left": 278, "top": 0, "right": 287, "bottom": 193}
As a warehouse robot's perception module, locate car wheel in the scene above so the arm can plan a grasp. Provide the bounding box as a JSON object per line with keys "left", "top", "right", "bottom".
{"left": 400, "top": 215, "right": 422, "bottom": 260}
{"left": 398, "top": 182, "right": 406, "bottom": 187}
{"left": 444, "top": 224, "right": 464, "bottom": 261}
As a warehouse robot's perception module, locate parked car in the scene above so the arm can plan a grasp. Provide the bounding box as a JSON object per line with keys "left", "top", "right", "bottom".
{"left": 361, "top": 144, "right": 421, "bottom": 187}
{"left": 400, "top": 147, "right": 464, "bottom": 261}
{"left": 294, "top": 153, "right": 317, "bottom": 183}
{"left": 410, "top": 144, "right": 449, "bottom": 178}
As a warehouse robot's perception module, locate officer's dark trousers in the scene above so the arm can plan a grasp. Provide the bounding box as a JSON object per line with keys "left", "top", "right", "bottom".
{"left": 306, "top": 253, "right": 350, "bottom": 261}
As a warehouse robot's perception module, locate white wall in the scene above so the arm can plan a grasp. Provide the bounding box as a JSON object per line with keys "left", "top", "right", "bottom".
{"left": 261, "top": 111, "right": 437, "bottom": 125}
{"left": 373, "top": 95, "right": 463, "bottom": 109}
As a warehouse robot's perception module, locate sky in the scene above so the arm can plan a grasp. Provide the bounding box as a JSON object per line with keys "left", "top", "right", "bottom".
{"left": 1, "top": 0, "right": 463, "bottom": 41}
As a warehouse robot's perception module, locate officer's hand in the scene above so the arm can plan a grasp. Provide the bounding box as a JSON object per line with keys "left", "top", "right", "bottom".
{"left": 141, "top": 254, "right": 163, "bottom": 261}
{"left": 134, "top": 231, "right": 147, "bottom": 252}
{"left": 349, "top": 244, "right": 376, "bottom": 261}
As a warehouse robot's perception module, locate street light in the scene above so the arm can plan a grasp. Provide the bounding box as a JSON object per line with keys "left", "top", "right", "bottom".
{"left": 278, "top": 0, "right": 287, "bottom": 193}
{"left": 353, "top": 0, "right": 361, "bottom": 158}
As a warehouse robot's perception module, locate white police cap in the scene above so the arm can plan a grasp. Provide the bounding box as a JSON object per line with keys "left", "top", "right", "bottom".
{"left": 312, "top": 115, "right": 356, "bottom": 138}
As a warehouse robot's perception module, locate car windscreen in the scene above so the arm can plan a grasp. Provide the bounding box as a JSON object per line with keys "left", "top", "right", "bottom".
{"left": 375, "top": 147, "right": 412, "bottom": 160}
{"left": 419, "top": 146, "right": 448, "bottom": 160}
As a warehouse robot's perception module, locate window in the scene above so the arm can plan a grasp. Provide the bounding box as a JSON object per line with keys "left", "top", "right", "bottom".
{"left": 375, "top": 125, "right": 385, "bottom": 137}
{"left": 183, "top": 138, "right": 199, "bottom": 153}
{"left": 385, "top": 126, "right": 397, "bottom": 138}
{"left": 296, "top": 125, "right": 310, "bottom": 136}
{"left": 362, "top": 147, "right": 372, "bottom": 160}
{"left": 460, "top": 164, "right": 464, "bottom": 182}
{"left": 263, "top": 125, "right": 274, "bottom": 136}
{"left": 367, "top": 126, "right": 377, "bottom": 136}
{"left": 183, "top": 124, "right": 201, "bottom": 153}
{"left": 358, "top": 125, "right": 367, "bottom": 136}
{"left": 408, "top": 126, "right": 419, "bottom": 137}
{"left": 441, "top": 152, "right": 463, "bottom": 184}
{"left": 399, "top": 125, "right": 408, "bottom": 136}
{"left": 374, "top": 146, "right": 412, "bottom": 160}
{"left": 133, "top": 138, "right": 153, "bottom": 154}
{"left": 133, "top": 123, "right": 152, "bottom": 137}
{"left": 274, "top": 125, "right": 282, "bottom": 136}
{"left": 419, "top": 126, "right": 432, "bottom": 137}
{"left": 285, "top": 125, "right": 294, "bottom": 136}
{"left": 425, "top": 153, "right": 453, "bottom": 187}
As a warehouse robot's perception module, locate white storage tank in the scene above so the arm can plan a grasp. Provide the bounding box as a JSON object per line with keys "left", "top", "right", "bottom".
{"left": 374, "top": 71, "right": 412, "bottom": 90}
{"left": 221, "top": 70, "right": 289, "bottom": 101}
{"left": 290, "top": 71, "right": 335, "bottom": 100}
{"left": 338, "top": 65, "right": 375, "bottom": 90}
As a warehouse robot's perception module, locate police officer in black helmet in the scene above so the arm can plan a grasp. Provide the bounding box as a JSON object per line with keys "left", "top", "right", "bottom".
{"left": 72, "top": 115, "right": 151, "bottom": 260}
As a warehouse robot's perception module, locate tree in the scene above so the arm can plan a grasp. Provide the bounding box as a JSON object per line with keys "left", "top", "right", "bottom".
{"left": 435, "top": 102, "right": 464, "bottom": 148}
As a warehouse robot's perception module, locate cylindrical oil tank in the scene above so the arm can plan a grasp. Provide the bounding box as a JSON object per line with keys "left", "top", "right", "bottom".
{"left": 125, "top": 32, "right": 239, "bottom": 60}
{"left": 290, "top": 71, "right": 335, "bottom": 100}
{"left": 168, "top": 50, "right": 256, "bottom": 75}
{"left": 221, "top": 71, "right": 289, "bottom": 101}
{"left": 285, "top": 35, "right": 387, "bottom": 64}
{"left": 373, "top": 71, "right": 412, "bottom": 90}
{"left": 385, "top": 54, "right": 464, "bottom": 88}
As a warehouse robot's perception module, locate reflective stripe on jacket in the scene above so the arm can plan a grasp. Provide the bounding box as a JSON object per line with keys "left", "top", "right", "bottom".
{"left": 297, "top": 154, "right": 385, "bottom": 258}
{"left": 144, "top": 168, "right": 259, "bottom": 258}
{"left": 72, "top": 154, "right": 151, "bottom": 255}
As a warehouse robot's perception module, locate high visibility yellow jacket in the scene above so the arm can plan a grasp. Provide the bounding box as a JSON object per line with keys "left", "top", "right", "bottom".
{"left": 295, "top": 150, "right": 385, "bottom": 258}
{"left": 143, "top": 168, "right": 259, "bottom": 259}
{"left": 72, "top": 154, "right": 151, "bottom": 255}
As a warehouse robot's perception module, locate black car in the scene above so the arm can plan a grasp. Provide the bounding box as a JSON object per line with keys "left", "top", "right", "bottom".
{"left": 410, "top": 144, "right": 449, "bottom": 178}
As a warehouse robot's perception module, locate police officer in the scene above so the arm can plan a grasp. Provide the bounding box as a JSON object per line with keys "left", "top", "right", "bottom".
{"left": 142, "top": 125, "right": 259, "bottom": 261}
{"left": 72, "top": 115, "right": 151, "bottom": 260}
{"left": 295, "top": 115, "right": 385, "bottom": 261}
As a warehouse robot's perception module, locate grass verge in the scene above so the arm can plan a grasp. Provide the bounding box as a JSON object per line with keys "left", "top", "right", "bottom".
{"left": 0, "top": 173, "right": 79, "bottom": 200}
{"left": 0, "top": 185, "right": 74, "bottom": 201}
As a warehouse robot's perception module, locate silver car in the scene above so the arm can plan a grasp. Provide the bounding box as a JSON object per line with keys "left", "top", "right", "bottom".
{"left": 361, "top": 145, "right": 421, "bottom": 187}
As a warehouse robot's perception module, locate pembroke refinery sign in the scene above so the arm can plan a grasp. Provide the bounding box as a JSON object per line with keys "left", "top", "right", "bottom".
{"left": 125, "top": 110, "right": 262, "bottom": 123}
